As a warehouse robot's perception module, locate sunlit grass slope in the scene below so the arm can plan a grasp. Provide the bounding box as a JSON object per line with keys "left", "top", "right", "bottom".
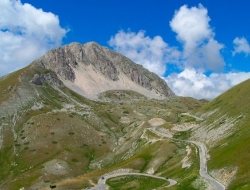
{"left": 197, "top": 79, "right": 250, "bottom": 189}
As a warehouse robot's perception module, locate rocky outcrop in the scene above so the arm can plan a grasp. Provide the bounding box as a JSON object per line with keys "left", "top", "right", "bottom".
{"left": 31, "top": 73, "right": 62, "bottom": 86}
{"left": 36, "top": 42, "right": 175, "bottom": 99}
{"left": 37, "top": 48, "right": 76, "bottom": 82}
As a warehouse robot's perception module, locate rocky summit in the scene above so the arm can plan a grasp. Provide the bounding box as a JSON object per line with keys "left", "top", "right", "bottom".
{"left": 36, "top": 42, "right": 175, "bottom": 100}
{"left": 0, "top": 42, "right": 250, "bottom": 190}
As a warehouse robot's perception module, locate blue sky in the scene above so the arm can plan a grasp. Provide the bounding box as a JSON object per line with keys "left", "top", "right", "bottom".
{"left": 1, "top": 0, "right": 250, "bottom": 99}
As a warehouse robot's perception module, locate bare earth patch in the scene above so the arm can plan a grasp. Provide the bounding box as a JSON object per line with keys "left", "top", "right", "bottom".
{"left": 172, "top": 123, "right": 198, "bottom": 132}
{"left": 43, "top": 159, "right": 71, "bottom": 175}
{"left": 148, "top": 118, "right": 166, "bottom": 127}
{"left": 210, "top": 166, "right": 238, "bottom": 187}
{"left": 181, "top": 145, "right": 192, "bottom": 169}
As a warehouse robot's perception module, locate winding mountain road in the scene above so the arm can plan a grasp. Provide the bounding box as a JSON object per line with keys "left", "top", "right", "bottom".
{"left": 88, "top": 116, "right": 225, "bottom": 190}
{"left": 191, "top": 141, "right": 225, "bottom": 190}
{"left": 150, "top": 125, "right": 225, "bottom": 190}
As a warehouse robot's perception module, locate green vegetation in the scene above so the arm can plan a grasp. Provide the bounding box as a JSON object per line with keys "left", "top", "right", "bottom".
{"left": 180, "top": 114, "right": 196, "bottom": 123}
{"left": 106, "top": 175, "right": 169, "bottom": 190}
{"left": 71, "top": 158, "right": 79, "bottom": 162}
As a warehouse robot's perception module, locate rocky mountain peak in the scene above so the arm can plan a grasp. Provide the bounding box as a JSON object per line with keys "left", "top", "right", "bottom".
{"left": 36, "top": 42, "right": 175, "bottom": 100}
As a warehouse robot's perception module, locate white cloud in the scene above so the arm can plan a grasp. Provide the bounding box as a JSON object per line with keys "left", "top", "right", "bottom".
{"left": 170, "top": 4, "right": 211, "bottom": 50}
{"left": 233, "top": 37, "right": 250, "bottom": 56}
{"left": 0, "top": 0, "right": 67, "bottom": 76}
{"left": 108, "top": 30, "right": 180, "bottom": 76}
{"left": 109, "top": 4, "right": 225, "bottom": 76}
{"left": 165, "top": 68, "right": 250, "bottom": 100}
{"left": 108, "top": 4, "right": 250, "bottom": 100}
{"left": 170, "top": 4, "right": 225, "bottom": 71}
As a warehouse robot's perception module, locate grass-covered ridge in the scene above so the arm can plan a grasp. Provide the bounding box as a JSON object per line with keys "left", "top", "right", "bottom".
{"left": 106, "top": 175, "right": 169, "bottom": 190}
{"left": 194, "top": 79, "right": 250, "bottom": 189}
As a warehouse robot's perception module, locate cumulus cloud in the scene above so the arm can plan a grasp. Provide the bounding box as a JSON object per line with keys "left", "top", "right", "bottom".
{"left": 108, "top": 30, "right": 180, "bottom": 76}
{"left": 108, "top": 4, "right": 250, "bottom": 99}
{"left": 170, "top": 4, "right": 225, "bottom": 71}
{"left": 109, "top": 4, "right": 225, "bottom": 76}
{"left": 165, "top": 68, "right": 250, "bottom": 100}
{"left": 233, "top": 37, "right": 250, "bottom": 56}
{"left": 0, "top": 0, "right": 67, "bottom": 76}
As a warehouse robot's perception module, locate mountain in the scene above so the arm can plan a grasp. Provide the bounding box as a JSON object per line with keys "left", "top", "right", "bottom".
{"left": 35, "top": 42, "right": 175, "bottom": 100}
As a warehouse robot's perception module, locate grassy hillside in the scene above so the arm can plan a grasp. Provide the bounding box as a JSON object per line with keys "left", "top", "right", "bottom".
{"left": 195, "top": 79, "right": 250, "bottom": 189}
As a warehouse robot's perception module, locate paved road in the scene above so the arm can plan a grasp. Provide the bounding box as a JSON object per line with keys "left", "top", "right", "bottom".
{"left": 150, "top": 126, "right": 225, "bottom": 190}
{"left": 88, "top": 172, "right": 177, "bottom": 190}
{"left": 190, "top": 141, "right": 225, "bottom": 190}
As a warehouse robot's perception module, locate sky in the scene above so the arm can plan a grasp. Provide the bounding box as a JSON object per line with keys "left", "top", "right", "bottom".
{"left": 1, "top": 0, "right": 250, "bottom": 100}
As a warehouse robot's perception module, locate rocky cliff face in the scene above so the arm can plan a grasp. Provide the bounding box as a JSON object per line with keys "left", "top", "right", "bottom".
{"left": 36, "top": 42, "right": 175, "bottom": 99}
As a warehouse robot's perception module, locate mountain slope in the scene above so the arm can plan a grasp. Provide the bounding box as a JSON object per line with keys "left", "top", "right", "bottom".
{"left": 191, "top": 79, "right": 250, "bottom": 189}
{"left": 0, "top": 43, "right": 206, "bottom": 189}
{"left": 36, "top": 42, "right": 175, "bottom": 100}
